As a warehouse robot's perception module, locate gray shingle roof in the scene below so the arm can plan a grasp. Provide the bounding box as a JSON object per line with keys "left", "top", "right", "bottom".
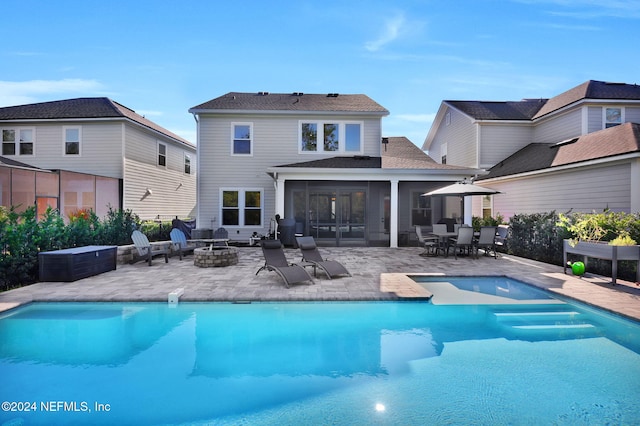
{"left": 446, "top": 80, "right": 640, "bottom": 122}
{"left": 190, "top": 92, "right": 389, "bottom": 114}
{"left": 274, "top": 156, "right": 382, "bottom": 169}
{"left": 479, "top": 122, "right": 640, "bottom": 180}
{"left": 0, "top": 98, "right": 193, "bottom": 146}
{"left": 274, "top": 136, "right": 473, "bottom": 171}
{"left": 534, "top": 80, "right": 640, "bottom": 119}
{"left": 447, "top": 99, "right": 546, "bottom": 120}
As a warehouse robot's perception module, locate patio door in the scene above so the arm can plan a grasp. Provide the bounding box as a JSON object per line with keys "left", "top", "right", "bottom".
{"left": 308, "top": 189, "right": 366, "bottom": 245}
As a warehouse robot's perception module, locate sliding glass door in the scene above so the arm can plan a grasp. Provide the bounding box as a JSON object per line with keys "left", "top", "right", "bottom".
{"left": 303, "top": 188, "right": 366, "bottom": 245}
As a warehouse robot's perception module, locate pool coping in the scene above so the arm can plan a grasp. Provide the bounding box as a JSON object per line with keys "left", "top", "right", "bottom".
{"left": 0, "top": 247, "right": 638, "bottom": 321}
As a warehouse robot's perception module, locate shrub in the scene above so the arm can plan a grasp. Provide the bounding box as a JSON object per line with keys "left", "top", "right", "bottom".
{"left": 1, "top": 206, "right": 40, "bottom": 289}
{"left": 98, "top": 207, "right": 140, "bottom": 245}
{"left": 0, "top": 206, "right": 143, "bottom": 290}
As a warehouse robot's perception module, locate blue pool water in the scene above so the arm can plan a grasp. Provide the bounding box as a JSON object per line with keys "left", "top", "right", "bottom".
{"left": 1, "top": 297, "right": 640, "bottom": 424}
{"left": 412, "top": 275, "right": 556, "bottom": 303}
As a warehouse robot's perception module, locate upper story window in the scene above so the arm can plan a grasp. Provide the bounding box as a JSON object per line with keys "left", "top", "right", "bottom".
{"left": 2, "top": 128, "right": 35, "bottom": 156}
{"left": 299, "top": 121, "right": 363, "bottom": 154}
{"left": 441, "top": 143, "right": 447, "bottom": 164}
{"left": 232, "top": 123, "right": 252, "bottom": 155}
{"left": 158, "top": 142, "right": 167, "bottom": 167}
{"left": 184, "top": 153, "right": 191, "bottom": 174}
{"left": 64, "top": 127, "right": 80, "bottom": 155}
{"left": 604, "top": 107, "right": 624, "bottom": 128}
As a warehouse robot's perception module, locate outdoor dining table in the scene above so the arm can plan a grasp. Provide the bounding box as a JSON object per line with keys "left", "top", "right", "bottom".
{"left": 430, "top": 230, "right": 458, "bottom": 257}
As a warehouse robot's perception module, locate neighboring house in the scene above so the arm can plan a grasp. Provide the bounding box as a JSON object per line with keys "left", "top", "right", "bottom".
{"left": 189, "top": 92, "right": 481, "bottom": 247}
{"left": 423, "top": 80, "right": 640, "bottom": 220}
{"left": 0, "top": 98, "right": 197, "bottom": 220}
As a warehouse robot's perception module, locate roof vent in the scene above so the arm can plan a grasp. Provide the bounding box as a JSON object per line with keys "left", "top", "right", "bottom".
{"left": 327, "top": 93, "right": 339, "bottom": 97}
{"left": 292, "top": 92, "right": 304, "bottom": 96}
{"left": 258, "top": 91, "right": 269, "bottom": 96}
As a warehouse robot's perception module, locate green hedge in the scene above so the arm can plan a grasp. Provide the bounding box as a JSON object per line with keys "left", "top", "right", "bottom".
{"left": 491, "top": 211, "right": 640, "bottom": 282}
{"left": 0, "top": 206, "right": 140, "bottom": 290}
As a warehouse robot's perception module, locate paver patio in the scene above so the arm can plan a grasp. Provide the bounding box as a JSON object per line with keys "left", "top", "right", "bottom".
{"left": 1, "top": 246, "right": 639, "bottom": 322}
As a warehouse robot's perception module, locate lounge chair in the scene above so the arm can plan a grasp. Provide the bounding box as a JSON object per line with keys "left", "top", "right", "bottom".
{"left": 170, "top": 228, "right": 196, "bottom": 260}
{"left": 295, "top": 236, "right": 351, "bottom": 279}
{"left": 415, "top": 225, "right": 439, "bottom": 256}
{"left": 256, "top": 240, "right": 314, "bottom": 288}
{"left": 451, "top": 226, "right": 476, "bottom": 259}
{"left": 476, "top": 226, "right": 498, "bottom": 259}
{"left": 131, "top": 230, "right": 169, "bottom": 266}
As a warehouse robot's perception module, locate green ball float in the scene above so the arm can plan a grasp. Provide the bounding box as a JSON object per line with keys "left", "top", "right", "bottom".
{"left": 571, "top": 261, "right": 585, "bottom": 276}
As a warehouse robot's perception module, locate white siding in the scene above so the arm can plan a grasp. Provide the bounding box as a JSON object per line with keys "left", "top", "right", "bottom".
{"left": 488, "top": 163, "right": 632, "bottom": 220}
{"left": 479, "top": 124, "right": 533, "bottom": 169}
{"left": 429, "top": 107, "right": 476, "bottom": 166}
{"left": 123, "top": 125, "right": 196, "bottom": 220}
{"left": 532, "top": 109, "right": 582, "bottom": 143}
{"left": 625, "top": 106, "right": 640, "bottom": 123}
{"left": 8, "top": 122, "right": 123, "bottom": 178}
{"left": 197, "top": 113, "right": 381, "bottom": 238}
{"left": 587, "top": 106, "right": 603, "bottom": 133}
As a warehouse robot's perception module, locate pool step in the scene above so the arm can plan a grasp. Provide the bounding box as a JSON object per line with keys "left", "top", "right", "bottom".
{"left": 494, "top": 311, "right": 581, "bottom": 321}
{"left": 511, "top": 323, "right": 596, "bottom": 330}
{"left": 493, "top": 309, "right": 600, "bottom": 336}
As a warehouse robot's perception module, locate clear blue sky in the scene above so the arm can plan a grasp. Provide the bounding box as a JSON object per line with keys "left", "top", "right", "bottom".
{"left": 2, "top": 0, "right": 639, "bottom": 150}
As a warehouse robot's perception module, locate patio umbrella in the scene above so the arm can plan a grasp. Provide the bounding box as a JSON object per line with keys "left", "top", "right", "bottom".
{"left": 421, "top": 181, "right": 501, "bottom": 197}
{"left": 422, "top": 180, "right": 502, "bottom": 226}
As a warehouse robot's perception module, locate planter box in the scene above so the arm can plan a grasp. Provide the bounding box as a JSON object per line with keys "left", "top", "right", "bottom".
{"left": 563, "top": 239, "right": 640, "bottom": 284}
{"left": 39, "top": 245, "right": 117, "bottom": 282}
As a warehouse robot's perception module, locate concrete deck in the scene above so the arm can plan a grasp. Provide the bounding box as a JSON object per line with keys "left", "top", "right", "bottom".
{"left": 1, "top": 246, "right": 639, "bottom": 322}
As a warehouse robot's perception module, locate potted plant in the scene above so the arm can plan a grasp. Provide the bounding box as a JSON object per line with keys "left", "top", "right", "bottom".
{"left": 557, "top": 212, "right": 640, "bottom": 284}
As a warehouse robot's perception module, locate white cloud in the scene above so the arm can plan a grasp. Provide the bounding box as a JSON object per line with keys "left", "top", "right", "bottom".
{"left": 365, "top": 13, "right": 406, "bottom": 52}
{"left": 0, "top": 79, "right": 105, "bottom": 107}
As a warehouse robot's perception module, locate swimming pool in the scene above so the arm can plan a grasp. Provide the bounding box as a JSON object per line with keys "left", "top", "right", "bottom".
{"left": 1, "top": 296, "right": 639, "bottom": 424}
{"left": 412, "top": 275, "right": 558, "bottom": 304}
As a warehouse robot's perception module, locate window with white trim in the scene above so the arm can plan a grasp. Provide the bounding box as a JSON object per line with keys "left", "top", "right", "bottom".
{"left": 221, "top": 189, "right": 263, "bottom": 227}
{"left": 441, "top": 143, "right": 447, "bottom": 165}
{"left": 2, "top": 128, "right": 35, "bottom": 156}
{"left": 604, "top": 107, "right": 624, "bottom": 128}
{"left": 64, "top": 127, "right": 81, "bottom": 155}
{"left": 299, "top": 121, "right": 363, "bottom": 153}
{"left": 184, "top": 153, "right": 191, "bottom": 174}
{"left": 232, "top": 123, "right": 252, "bottom": 155}
{"left": 157, "top": 142, "right": 167, "bottom": 167}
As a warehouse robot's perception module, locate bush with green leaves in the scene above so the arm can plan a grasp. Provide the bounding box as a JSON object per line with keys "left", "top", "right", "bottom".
{"left": 557, "top": 210, "right": 640, "bottom": 245}
{"left": 0, "top": 206, "right": 142, "bottom": 290}
{"left": 472, "top": 214, "right": 505, "bottom": 231}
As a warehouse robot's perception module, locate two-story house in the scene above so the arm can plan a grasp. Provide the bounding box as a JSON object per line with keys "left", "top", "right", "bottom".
{"left": 190, "top": 92, "right": 482, "bottom": 247}
{"left": 423, "top": 80, "right": 640, "bottom": 220}
{"left": 0, "top": 97, "right": 197, "bottom": 220}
